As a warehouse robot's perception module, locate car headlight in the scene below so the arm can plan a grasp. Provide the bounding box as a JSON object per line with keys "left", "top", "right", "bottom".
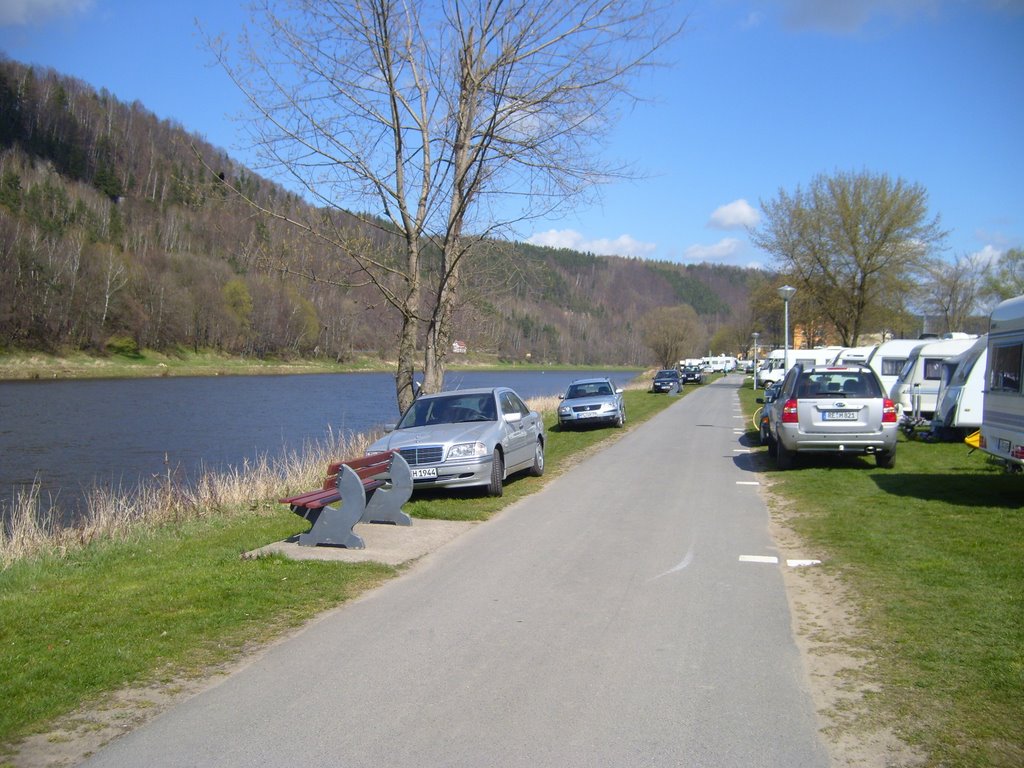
{"left": 558, "top": 406, "right": 571, "bottom": 415}
{"left": 446, "top": 441, "right": 489, "bottom": 460}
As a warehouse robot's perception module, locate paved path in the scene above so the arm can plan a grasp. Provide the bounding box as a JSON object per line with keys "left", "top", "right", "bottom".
{"left": 83, "top": 377, "right": 828, "bottom": 767}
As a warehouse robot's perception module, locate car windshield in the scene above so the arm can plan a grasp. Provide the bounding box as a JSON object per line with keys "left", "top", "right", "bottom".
{"left": 795, "top": 372, "right": 882, "bottom": 398}
{"left": 397, "top": 393, "right": 498, "bottom": 428}
{"left": 656, "top": 370, "right": 677, "bottom": 378}
{"left": 565, "top": 382, "right": 613, "bottom": 399}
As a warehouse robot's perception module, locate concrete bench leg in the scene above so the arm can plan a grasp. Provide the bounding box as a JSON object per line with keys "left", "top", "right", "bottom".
{"left": 361, "top": 452, "right": 413, "bottom": 526}
{"left": 297, "top": 465, "right": 367, "bottom": 548}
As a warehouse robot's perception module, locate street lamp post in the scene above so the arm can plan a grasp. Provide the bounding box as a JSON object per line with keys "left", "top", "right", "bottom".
{"left": 751, "top": 332, "right": 760, "bottom": 389}
{"left": 777, "top": 285, "right": 797, "bottom": 376}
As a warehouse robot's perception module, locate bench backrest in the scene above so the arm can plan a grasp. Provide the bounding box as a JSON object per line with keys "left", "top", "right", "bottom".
{"left": 323, "top": 451, "right": 395, "bottom": 489}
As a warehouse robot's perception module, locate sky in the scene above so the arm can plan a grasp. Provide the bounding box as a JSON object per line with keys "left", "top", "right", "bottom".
{"left": 1, "top": 0, "right": 1022, "bottom": 270}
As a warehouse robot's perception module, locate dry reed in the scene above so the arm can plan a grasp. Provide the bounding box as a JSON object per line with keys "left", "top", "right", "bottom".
{"left": 1, "top": 395, "right": 563, "bottom": 569}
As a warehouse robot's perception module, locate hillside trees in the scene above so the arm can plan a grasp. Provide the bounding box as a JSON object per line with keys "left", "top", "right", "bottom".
{"left": 750, "top": 170, "right": 946, "bottom": 346}
{"left": 212, "top": 0, "right": 683, "bottom": 409}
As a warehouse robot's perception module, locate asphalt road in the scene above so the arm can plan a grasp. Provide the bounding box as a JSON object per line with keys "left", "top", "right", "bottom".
{"left": 82, "top": 376, "right": 829, "bottom": 767}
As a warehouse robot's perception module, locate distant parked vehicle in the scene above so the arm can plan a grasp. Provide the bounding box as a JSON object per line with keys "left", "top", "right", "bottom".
{"left": 651, "top": 369, "right": 680, "bottom": 393}
{"left": 679, "top": 365, "right": 703, "bottom": 384}
{"left": 557, "top": 377, "right": 625, "bottom": 429}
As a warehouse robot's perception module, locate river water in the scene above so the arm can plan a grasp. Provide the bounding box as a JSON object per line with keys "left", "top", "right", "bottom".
{"left": 0, "top": 369, "right": 638, "bottom": 525}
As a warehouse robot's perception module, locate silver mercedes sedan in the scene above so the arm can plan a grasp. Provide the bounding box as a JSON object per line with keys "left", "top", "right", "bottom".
{"left": 366, "top": 387, "right": 545, "bottom": 497}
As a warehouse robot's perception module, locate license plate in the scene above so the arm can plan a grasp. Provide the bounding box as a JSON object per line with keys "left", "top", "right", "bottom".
{"left": 578, "top": 411, "right": 599, "bottom": 418}
{"left": 822, "top": 410, "right": 858, "bottom": 421}
{"left": 410, "top": 467, "right": 438, "bottom": 479}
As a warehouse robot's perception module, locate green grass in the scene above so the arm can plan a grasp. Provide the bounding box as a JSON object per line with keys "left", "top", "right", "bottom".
{"left": 738, "top": 383, "right": 1024, "bottom": 767}
{"left": 0, "top": 386, "right": 681, "bottom": 747}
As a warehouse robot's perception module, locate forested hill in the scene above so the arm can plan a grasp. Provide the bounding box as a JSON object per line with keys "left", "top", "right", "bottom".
{"left": 0, "top": 57, "right": 761, "bottom": 366}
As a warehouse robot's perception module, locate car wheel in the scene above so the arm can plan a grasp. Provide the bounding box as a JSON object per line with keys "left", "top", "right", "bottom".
{"left": 759, "top": 420, "right": 770, "bottom": 445}
{"left": 487, "top": 450, "right": 504, "bottom": 496}
{"left": 528, "top": 439, "right": 545, "bottom": 477}
{"left": 776, "top": 443, "right": 795, "bottom": 470}
{"left": 876, "top": 449, "right": 896, "bottom": 469}
{"left": 615, "top": 409, "right": 625, "bottom": 428}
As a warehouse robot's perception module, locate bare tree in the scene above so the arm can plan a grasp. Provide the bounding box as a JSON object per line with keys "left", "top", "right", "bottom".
{"left": 641, "top": 304, "right": 703, "bottom": 368}
{"left": 918, "top": 253, "right": 986, "bottom": 333}
{"left": 750, "top": 170, "right": 946, "bottom": 346}
{"left": 208, "top": 0, "right": 683, "bottom": 409}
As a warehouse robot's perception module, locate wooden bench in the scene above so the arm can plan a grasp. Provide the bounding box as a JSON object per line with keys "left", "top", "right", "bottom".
{"left": 279, "top": 451, "right": 413, "bottom": 549}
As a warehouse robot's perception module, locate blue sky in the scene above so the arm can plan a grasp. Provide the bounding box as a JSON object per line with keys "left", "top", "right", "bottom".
{"left": 1, "top": 0, "right": 1022, "bottom": 269}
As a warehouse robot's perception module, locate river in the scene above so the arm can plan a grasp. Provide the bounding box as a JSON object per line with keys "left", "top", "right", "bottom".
{"left": 0, "top": 369, "right": 639, "bottom": 525}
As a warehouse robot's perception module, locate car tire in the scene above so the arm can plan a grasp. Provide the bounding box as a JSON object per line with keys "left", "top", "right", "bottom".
{"left": 615, "top": 409, "right": 625, "bottom": 428}
{"left": 487, "top": 450, "right": 504, "bottom": 496}
{"left": 776, "top": 443, "right": 795, "bottom": 470}
{"left": 875, "top": 449, "right": 896, "bottom": 469}
{"left": 528, "top": 440, "right": 545, "bottom": 477}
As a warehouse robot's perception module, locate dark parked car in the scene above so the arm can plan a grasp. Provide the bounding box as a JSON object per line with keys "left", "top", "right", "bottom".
{"left": 557, "top": 377, "right": 625, "bottom": 429}
{"left": 651, "top": 369, "right": 680, "bottom": 393}
{"left": 762, "top": 364, "right": 898, "bottom": 470}
{"left": 680, "top": 365, "right": 703, "bottom": 384}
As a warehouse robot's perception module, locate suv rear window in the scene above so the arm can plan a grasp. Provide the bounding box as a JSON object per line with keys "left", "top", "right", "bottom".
{"left": 795, "top": 371, "right": 882, "bottom": 398}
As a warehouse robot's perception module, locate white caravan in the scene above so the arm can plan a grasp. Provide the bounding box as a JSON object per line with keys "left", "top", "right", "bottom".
{"left": 932, "top": 335, "right": 987, "bottom": 438}
{"left": 870, "top": 339, "right": 929, "bottom": 396}
{"left": 980, "top": 295, "right": 1024, "bottom": 468}
{"left": 833, "top": 344, "right": 878, "bottom": 366}
{"left": 890, "top": 337, "right": 979, "bottom": 420}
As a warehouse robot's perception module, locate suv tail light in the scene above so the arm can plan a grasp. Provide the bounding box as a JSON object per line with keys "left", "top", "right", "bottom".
{"left": 781, "top": 398, "right": 799, "bottom": 423}
{"left": 882, "top": 398, "right": 897, "bottom": 423}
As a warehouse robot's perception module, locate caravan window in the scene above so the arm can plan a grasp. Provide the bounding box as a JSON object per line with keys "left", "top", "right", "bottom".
{"left": 989, "top": 342, "right": 1023, "bottom": 394}
{"left": 881, "top": 357, "right": 907, "bottom": 377}
{"left": 923, "top": 358, "right": 945, "bottom": 380}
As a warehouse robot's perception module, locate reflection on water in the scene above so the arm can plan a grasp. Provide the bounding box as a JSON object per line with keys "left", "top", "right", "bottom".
{"left": 0, "top": 369, "right": 638, "bottom": 524}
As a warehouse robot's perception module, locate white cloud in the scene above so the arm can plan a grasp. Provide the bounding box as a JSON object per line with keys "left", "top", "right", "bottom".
{"left": 683, "top": 238, "right": 744, "bottom": 263}
{"left": 0, "top": 0, "right": 92, "bottom": 27}
{"left": 708, "top": 199, "right": 760, "bottom": 230}
{"left": 972, "top": 244, "right": 1003, "bottom": 267}
{"left": 527, "top": 229, "right": 657, "bottom": 258}
{"left": 764, "top": 0, "right": 938, "bottom": 33}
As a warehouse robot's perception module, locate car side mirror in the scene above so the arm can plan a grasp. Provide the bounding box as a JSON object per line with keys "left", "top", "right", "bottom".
{"left": 504, "top": 412, "right": 522, "bottom": 423}
{"left": 615, "top": 388, "right": 624, "bottom": 394}
{"left": 384, "top": 423, "right": 397, "bottom": 432}
{"left": 558, "top": 394, "right": 565, "bottom": 400}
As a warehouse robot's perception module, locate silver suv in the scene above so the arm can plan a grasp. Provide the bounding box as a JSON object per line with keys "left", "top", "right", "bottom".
{"left": 764, "top": 364, "right": 898, "bottom": 470}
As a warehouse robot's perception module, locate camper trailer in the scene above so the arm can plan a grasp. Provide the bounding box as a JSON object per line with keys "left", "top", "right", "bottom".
{"left": 890, "top": 337, "right": 979, "bottom": 420}
{"left": 932, "top": 336, "right": 987, "bottom": 439}
{"left": 980, "top": 295, "right": 1024, "bottom": 468}
{"left": 870, "top": 339, "right": 928, "bottom": 397}
{"left": 833, "top": 344, "right": 878, "bottom": 367}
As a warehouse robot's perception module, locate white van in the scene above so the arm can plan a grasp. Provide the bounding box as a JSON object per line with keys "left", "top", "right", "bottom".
{"left": 980, "top": 295, "right": 1024, "bottom": 468}
{"left": 870, "top": 339, "right": 929, "bottom": 396}
{"left": 932, "top": 335, "right": 987, "bottom": 438}
{"left": 757, "top": 347, "right": 844, "bottom": 387}
{"left": 890, "top": 337, "right": 979, "bottom": 420}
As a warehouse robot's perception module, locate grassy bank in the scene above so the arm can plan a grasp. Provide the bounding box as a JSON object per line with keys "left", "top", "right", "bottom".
{"left": 738, "top": 384, "right": 1023, "bottom": 768}
{"left": 0, "top": 348, "right": 644, "bottom": 381}
{"left": 0, "top": 384, "right": 680, "bottom": 751}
